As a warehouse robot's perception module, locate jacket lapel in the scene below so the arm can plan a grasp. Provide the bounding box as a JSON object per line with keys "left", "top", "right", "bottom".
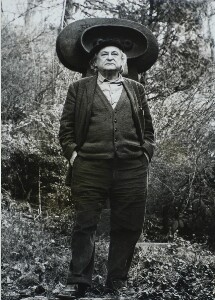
{"left": 123, "top": 79, "right": 144, "bottom": 144}
{"left": 85, "top": 75, "right": 97, "bottom": 107}
{"left": 80, "top": 75, "right": 97, "bottom": 144}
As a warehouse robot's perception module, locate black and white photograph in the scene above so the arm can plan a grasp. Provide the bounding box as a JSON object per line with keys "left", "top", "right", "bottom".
{"left": 1, "top": 1, "right": 215, "bottom": 299}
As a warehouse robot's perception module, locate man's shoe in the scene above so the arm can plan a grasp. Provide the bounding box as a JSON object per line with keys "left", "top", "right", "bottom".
{"left": 105, "top": 279, "right": 127, "bottom": 294}
{"left": 57, "top": 283, "right": 88, "bottom": 299}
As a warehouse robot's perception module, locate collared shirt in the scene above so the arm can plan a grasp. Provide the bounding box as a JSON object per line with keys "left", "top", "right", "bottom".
{"left": 97, "top": 72, "right": 124, "bottom": 109}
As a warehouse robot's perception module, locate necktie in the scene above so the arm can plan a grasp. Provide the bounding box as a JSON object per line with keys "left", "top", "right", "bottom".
{"left": 104, "top": 79, "right": 123, "bottom": 86}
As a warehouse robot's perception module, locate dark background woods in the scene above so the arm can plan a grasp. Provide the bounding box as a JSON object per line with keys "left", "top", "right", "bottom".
{"left": 1, "top": 0, "right": 215, "bottom": 243}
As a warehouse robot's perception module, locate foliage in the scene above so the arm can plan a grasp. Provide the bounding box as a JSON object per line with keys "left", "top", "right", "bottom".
{"left": 147, "top": 66, "right": 215, "bottom": 243}
{"left": 1, "top": 21, "right": 79, "bottom": 208}
{"left": 1, "top": 202, "right": 215, "bottom": 299}
{"left": 1, "top": 101, "right": 70, "bottom": 208}
{"left": 1, "top": 201, "right": 72, "bottom": 299}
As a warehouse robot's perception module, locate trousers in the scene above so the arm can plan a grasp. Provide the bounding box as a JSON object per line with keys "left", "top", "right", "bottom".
{"left": 67, "top": 154, "right": 149, "bottom": 286}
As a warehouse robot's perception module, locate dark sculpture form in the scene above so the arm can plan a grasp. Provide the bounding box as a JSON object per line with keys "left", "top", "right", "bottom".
{"left": 56, "top": 18, "right": 159, "bottom": 80}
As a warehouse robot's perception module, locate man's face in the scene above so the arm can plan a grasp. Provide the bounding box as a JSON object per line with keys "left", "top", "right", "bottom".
{"left": 95, "top": 46, "right": 124, "bottom": 72}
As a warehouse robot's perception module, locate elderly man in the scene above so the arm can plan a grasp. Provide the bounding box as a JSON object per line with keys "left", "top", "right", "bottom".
{"left": 59, "top": 38, "right": 155, "bottom": 298}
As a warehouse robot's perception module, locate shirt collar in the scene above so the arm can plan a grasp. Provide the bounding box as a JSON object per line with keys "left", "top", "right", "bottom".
{"left": 97, "top": 72, "right": 124, "bottom": 84}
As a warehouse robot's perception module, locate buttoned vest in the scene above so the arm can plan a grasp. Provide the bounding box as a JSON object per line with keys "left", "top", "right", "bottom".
{"left": 78, "top": 85, "right": 143, "bottom": 159}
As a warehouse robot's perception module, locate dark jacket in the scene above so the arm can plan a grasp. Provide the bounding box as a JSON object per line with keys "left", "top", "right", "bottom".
{"left": 59, "top": 75, "right": 155, "bottom": 184}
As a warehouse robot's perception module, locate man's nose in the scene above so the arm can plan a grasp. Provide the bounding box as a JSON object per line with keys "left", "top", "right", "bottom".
{"left": 107, "top": 54, "right": 114, "bottom": 60}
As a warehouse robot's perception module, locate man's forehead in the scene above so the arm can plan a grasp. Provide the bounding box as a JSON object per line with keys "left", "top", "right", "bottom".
{"left": 98, "top": 46, "right": 122, "bottom": 53}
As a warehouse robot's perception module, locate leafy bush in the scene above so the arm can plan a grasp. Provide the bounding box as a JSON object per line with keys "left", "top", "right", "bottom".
{"left": 1, "top": 23, "right": 78, "bottom": 209}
